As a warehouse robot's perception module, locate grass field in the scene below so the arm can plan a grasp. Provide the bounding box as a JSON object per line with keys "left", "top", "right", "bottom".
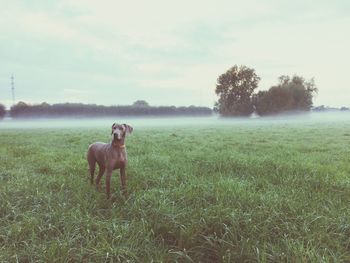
{"left": 1, "top": 120, "right": 350, "bottom": 262}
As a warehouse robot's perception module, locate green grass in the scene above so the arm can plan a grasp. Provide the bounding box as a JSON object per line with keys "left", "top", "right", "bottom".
{"left": 1, "top": 122, "right": 350, "bottom": 262}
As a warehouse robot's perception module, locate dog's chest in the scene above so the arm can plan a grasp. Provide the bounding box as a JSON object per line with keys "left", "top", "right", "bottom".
{"left": 110, "top": 151, "right": 127, "bottom": 169}
{"left": 113, "top": 160, "right": 126, "bottom": 169}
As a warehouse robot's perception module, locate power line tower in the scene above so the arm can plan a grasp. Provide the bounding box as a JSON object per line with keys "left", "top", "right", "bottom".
{"left": 11, "top": 74, "right": 15, "bottom": 105}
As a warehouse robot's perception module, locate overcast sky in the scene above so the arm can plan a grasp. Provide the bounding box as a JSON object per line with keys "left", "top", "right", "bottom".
{"left": 0, "top": 0, "right": 349, "bottom": 108}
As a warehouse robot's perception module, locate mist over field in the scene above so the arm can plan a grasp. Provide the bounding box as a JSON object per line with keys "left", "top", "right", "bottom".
{"left": 1, "top": 111, "right": 349, "bottom": 130}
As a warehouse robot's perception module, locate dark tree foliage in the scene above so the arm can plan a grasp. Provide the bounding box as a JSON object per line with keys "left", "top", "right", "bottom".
{"left": 10, "top": 102, "right": 212, "bottom": 118}
{"left": 254, "top": 75, "right": 317, "bottom": 116}
{"left": 0, "top": 104, "right": 6, "bottom": 119}
{"left": 132, "top": 100, "right": 150, "bottom": 107}
{"left": 215, "top": 65, "right": 260, "bottom": 116}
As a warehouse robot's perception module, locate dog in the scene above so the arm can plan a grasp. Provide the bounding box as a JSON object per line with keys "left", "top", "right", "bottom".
{"left": 87, "top": 123, "right": 133, "bottom": 198}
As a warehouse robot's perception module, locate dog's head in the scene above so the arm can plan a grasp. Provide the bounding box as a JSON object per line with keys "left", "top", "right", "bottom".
{"left": 111, "top": 123, "right": 133, "bottom": 142}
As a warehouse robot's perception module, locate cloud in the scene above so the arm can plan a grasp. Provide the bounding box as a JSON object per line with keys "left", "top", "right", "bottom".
{"left": 0, "top": 0, "right": 349, "bottom": 108}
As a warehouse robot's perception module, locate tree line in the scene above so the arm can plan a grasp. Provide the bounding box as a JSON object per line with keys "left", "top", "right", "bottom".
{"left": 0, "top": 104, "right": 5, "bottom": 119}
{"left": 8, "top": 101, "right": 212, "bottom": 118}
{"left": 1, "top": 65, "right": 346, "bottom": 119}
{"left": 215, "top": 65, "right": 318, "bottom": 116}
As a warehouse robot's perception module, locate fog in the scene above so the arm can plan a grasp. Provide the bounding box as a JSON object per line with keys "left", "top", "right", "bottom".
{"left": 1, "top": 112, "right": 349, "bottom": 130}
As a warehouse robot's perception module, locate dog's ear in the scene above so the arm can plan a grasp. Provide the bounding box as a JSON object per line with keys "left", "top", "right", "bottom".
{"left": 123, "top": 124, "right": 133, "bottom": 135}
{"left": 111, "top": 123, "right": 116, "bottom": 135}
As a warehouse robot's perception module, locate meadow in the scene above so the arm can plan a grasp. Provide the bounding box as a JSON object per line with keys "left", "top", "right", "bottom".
{"left": 0, "top": 117, "right": 349, "bottom": 262}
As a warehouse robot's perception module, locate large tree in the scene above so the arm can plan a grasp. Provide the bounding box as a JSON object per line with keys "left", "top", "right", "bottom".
{"left": 215, "top": 65, "right": 260, "bottom": 116}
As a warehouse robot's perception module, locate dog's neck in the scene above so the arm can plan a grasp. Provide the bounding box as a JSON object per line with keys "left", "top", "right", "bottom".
{"left": 112, "top": 140, "right": 125, "bottom": 149}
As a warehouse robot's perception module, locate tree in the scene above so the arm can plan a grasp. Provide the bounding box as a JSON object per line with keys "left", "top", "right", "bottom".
{"left": 0, "top": 104, "right": 5, "bottom": 119}
{"left": 283, "top": 75, "right": 317, "bottom": 110}
{"left": 253, "top": 87, "right": 294, "bottom": 115}
{"left": 10, "top": 101, "right": 29, "bottom": 117}
{"left": 215, "top": 65, "right": 260, "bottom": 116}
{"left": 132, "top": 100, "right": 150, "bottom": 108}
{"left": 254, "top": 75, "right": 317, "bottom": 116}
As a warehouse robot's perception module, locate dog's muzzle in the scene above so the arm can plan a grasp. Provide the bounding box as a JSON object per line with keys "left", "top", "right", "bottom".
{"left": 113, "top": 133, "right": 121, "bottom": 140}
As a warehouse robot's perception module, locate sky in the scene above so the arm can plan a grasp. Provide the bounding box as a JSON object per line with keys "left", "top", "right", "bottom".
{"left": 0, "top": 0, "right": 349, "bottom": 108}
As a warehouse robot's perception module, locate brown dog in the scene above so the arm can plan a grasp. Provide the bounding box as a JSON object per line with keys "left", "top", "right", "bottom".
{"left": 87, "top": 123, "right": 133, "bottom": 198}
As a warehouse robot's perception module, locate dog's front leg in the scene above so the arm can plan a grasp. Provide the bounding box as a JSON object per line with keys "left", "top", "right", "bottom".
{"left": 105, "top": 169, "right": 113, "bottom": 199}
{"left": 120, "top": 167, "right": 127, "bottom": 196}
{"left": 95, "top": 166, "right": 105, "bottom": 191}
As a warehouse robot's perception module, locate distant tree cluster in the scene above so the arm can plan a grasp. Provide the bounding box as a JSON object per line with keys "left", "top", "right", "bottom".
{"left": 0, "top": 104, "right": 5, "bottom": 119}
{"left": 313, "top": 105, "right": 350, "bottom": 112}
{"left": 10, "top": 101, "right": 212, "bottom": 118}
{"left": 253, "top": 76, "right": 317, "bottom": 116}
{"left": 215, "top": 65, "right": 318, "bottom": 116}
{"left": 132, "top": 100, "right": 150, "bottom": 108}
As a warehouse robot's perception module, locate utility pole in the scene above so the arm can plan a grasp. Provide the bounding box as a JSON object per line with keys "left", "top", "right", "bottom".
{"left": 11, "top": 74, "right": 15, "bottom": 105}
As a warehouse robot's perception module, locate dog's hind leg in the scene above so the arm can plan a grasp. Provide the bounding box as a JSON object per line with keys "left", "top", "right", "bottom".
{"left": 87, "top": 149, "right": 96, "bottom": 184}
{"left": 88, "top": 161, "right": 96, "bottom": 184}
{"left": 95, "top": 164, "right": 105, "bottom": 190}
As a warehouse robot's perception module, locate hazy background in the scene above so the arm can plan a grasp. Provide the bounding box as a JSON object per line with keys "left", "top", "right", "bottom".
{"left": 1, "top": 112, "right": 350, "bottom": 130}
{"left": 0, "top": 0, "right": 349, "bottom": 108}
